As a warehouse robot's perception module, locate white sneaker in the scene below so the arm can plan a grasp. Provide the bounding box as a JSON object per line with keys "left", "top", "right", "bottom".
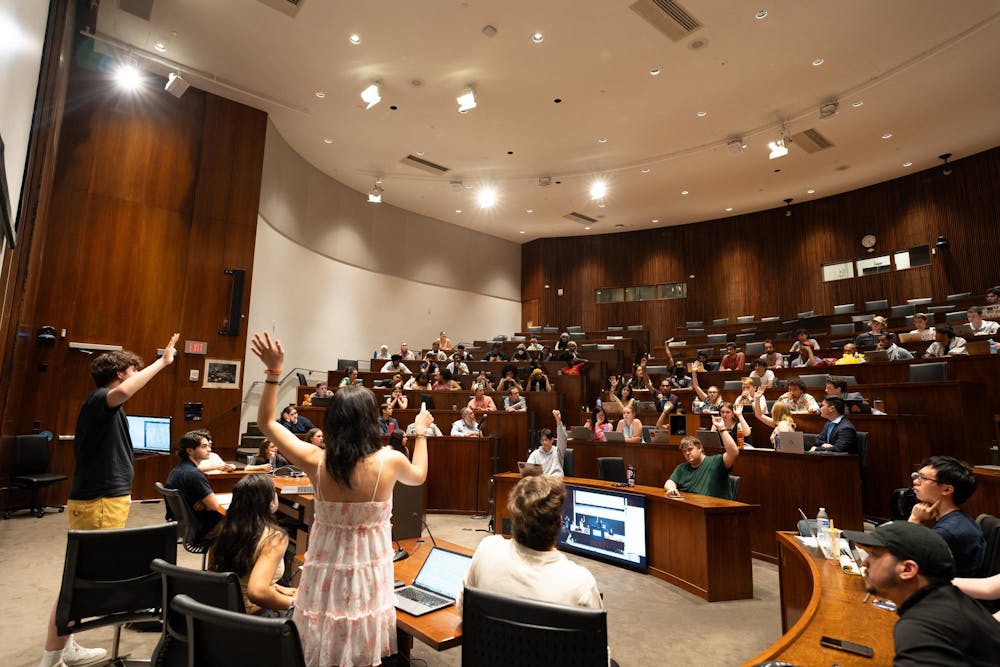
{"left": 61, "top": 638, "right": 107, "bottom": 667}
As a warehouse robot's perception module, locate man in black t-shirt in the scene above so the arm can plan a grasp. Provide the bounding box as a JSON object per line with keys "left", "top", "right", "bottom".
{"left": 165, "top": 430, "right": 224, "bottom": 543}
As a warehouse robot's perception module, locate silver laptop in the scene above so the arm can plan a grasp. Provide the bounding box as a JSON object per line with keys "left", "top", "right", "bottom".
{"left": 604, "top": 430, "right": 625, "bottom": 442}
{"left": 394, "top": 547, "right": 473, "bottom": 617}
{"left": 570, "top": 426, "right": 592, "bottom": 440}
{"left": 517, "top": 461, "right": 542, "bottom": 476}
{"left": 864, "top": 350, "right": 889, "bottom": 363}
{"left": 774, "top": 431, "right": 805, "bottom": 453}
{"left": 651, "top": 429, "right": 672, "bottom": 444}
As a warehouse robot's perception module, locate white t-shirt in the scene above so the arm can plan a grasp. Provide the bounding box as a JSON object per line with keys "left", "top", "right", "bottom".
{"left": 457, "top": 535, "right": 602, "bottom": 612}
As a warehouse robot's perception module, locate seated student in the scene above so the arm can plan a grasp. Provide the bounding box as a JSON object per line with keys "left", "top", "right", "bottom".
{"left": 924, "top": 325, "right": 968, "bottom": 357}
{"left": 665, "top": 357, "right": 692, "bottom": 389}
{"left": 526, "top": 367, "right": 552, "bottom": 392}
{"left": 209, "top": 474, "right": 297, "bottom": 617}
{"left": 966, "top": 306, "right": 1000, "bottom": 336}
{"left": 453, "top": 343, "right": 473, "bottom": 361}
{"left": 304, "top": 428, "right": 325, "bottom": 449}
{"left": 835, "top": 342, "right": 865, "bottom": 365}
{"left": 719, "top": 344, "right": 746, "bottom": 371}
{"left": 778, "top": 379, "right": 820, "bottom": 414}
{"left": 664, "top": 417, "right": 740, "bottom": 500}
{"left": 558, "top": 340, "right": 586, "bottom": 363}
{"left": 310, "top": 382, "right": 333, "bottom": 401}
{"left": 855, "top": 315, "right": 887, "bottom": 348}
{"left": 482, "top": 342, "right": 508, "bottom": 362}
{"left": 510, "top": 343, "right": 530, "bottom": 362}
{"left": 653, "top": 379, "right": 679, "bottom": 414}
{"left": 387, "top": 431, "right": 409, "bottom": 457}
{"left": 845, "top": 521, "right": 1000, "bottom": 665}
{"left": 751, "top": 388, "right": 796, "bottom": 447}
{"left": 405, "top": 420, "right": 443, "bottom": 437}
{"left": 876, "top": 332, "right": 914, "bottom": 360}
{"left": 615, "top": 406, "right": 643, "bottom": 444}
{"left": 503, "top": 386, "right": 527, "bottom": 412}
{"left": 386, "top": 386, "right": 408, "bottom": 410}
{"left": 338, "top": 367, "right": 360, "bottom": 387}
{"left": 717, "top": 402, "right": 752, "bottom": 447}
{"left": 910, "top": 312, "right": 936, "bottom": 339}
{"left": 373, "top": 344, "right": 392, "bottom": 361}
{"left": 554, "top": 332, "right": 571, "bottom": 351}
{"left": 825, "top": 376, "right": 864, "bottom": 401}
{"left": 607, "top": 377, "right": 637, "bottom": 415}
{"left": 399, "top": 341, "right": 416, "bottom": 361}
{"left": 732, "top": 377, "right": 759, "bottom": 411}
{"left": 468, "top": 385, "right": 498, "bottom": 412}
{"left": 584, "top": 407, "right": 613, "bottom": 442}
{"left": 403, "top": 371, "right": 432, "bottom": 391}
{"left": 445, "top": 353, "right": 470, "bottom": 376}
{"left": 472, "top": 369, "right": 495, "bottom": 392}
{"left": 432, "top": 368, "right": 462, "bottom": 391}
{"left": 748, "top": 359, "right": 775, "bottom": 388}
{"left": 789, "top": 344, "right": 817, "bottom": 368}
{"left": 165, "top": 431, "right": 225, "bottom": 543}
{"left": 759, "top": 339, "right": 785, "bottom": 368}
{"left": 252, "top": 440, "right": 289, "bottom": 468}
{"left": 691, "top": 369, "right": 723, "bottom": 413}
{"left": 196, "top": 430, "right": 236, "bottom": 473}
{"left": 458, "top": 475, "right": 602, "bottom": 613}
{"left": 278, "top": 406, "right": 315, "bottom": 434}
{"left": 380, "top": 354, "right": 412, "bottom": 374}
{"left": 954, "top": 573, "right": 1000, "bottom": 621}
{"left": 451, "top": 407, "right": 481, "bottom": 437}
{"left": 789, "top": 329, "right": 820, "bottom": 353}
{"left": 986, "top": 285, "right": 1000, "bottom": 306}
{"left": 526, "top": 410, "right": 568, "bottom": 475}
{"left": 809, "top": 396, "right": 857, "bottom": 453}
{"left": 908, "top": 456, "right": 986, "bottom": 578}
{"left": 427, "top": 340, "right": 448, "bottom": 361}
{"left": 419, "top": 355, "right": 440, "bottom": 376}
{"left": 437, "top": 331, "right": 454, "bottom": 352}
{"left": 377, "top": 403, "right": 399, "bottom": 435}
{"left": 495, "top": 365, "right": 523, "bottom": 393}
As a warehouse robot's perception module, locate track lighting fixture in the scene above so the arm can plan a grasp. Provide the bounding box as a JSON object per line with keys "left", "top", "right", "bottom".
{"left": 768, "top": 133, "right": 789, "bottom": 160}
{"left": 114, "top": 56, "right": 142, "bottom": 91}
{"left": 939, "top": 153, "right": 953, "bottom": 176}
{"left": 457, "top": 86, "right": 477, "bottom": 113}
{"left": 368, "top": 176, "right": 383, "bottom": 203}
{"left": 784, "top": 198, "right": 793, "bottom": 217}
{"left": 361, "top": 82, "right": 382, "bottom": 109}
{"left": 165, "top": 72, "right": 189, "bottom": 98}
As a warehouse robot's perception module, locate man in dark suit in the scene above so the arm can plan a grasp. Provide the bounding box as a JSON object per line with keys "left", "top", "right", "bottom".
{"left": 810, "top": 396, "right": 858, "bottom": 453}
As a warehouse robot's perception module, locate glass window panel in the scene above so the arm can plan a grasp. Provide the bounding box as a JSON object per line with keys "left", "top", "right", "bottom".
{"left": 894, "top": 245, "right": 931, "bottom": 271}
{"left": 625, "top": 285, "right": 656, "bottom": 302}
{"left": 656, "top": 282, "right": 687, "bottom": 299}
{"left": 821, "top": 260, "right": 855, "bottom": 282}
{"left": 595, "top": 287, "right": 624, "bottom": 303}
{"left": 856, "top": 254, "right": 892, "bottom": 276}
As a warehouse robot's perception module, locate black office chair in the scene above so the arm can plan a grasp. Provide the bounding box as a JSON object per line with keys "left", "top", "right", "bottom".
{"left": 562, "top": 448, "right": 575, "bottom": 477}
{"left": 856, "top": 431, "right": 870, "bottom": 486}
{"left": 461, "top": 586, "right": 609, "bottom": 667}
{"left": 150, "top": 559, "right": 245, "bottom": 667}
{"left": 833, "top": 303, "right": 856, "bottom": 315}
{"left": 864, "top": 299, "right": 888, "bottom": 312}
{"left": 976, "top": 514, "right": 1000, "bottom": 580}
{"left": 296, "top": 372, "right": 307, "bottom": 386}
{"left": 797, "top": 374, "right": 827, "bottom": 388}
{"left": 56, "top": 523, "right": 178, "bottom": 664}
{"left": 170, "top": 594, "right": 306, "bottom": 667}
{"left": 3, "top": 434, "right": 68, "bottom": 519}
{"left": 728, "top": 475, "right": 740, "bottom": 501}
{"left": 597, "top": 457, "right": 627, "bottom": 484}
{"left": 723, "top": 380, "right": 743, "bottom": 390}
{"left": 908, "top": 362, "right": 949, "bottom": 382}
{"left": 155, "top": 482, "right": 212, "bottom": 569}
{"left": 947, "top": 292, "right": 972, "bottom": 301}
{"left": 890, "top": 488, "right": 917, "bottom": 520}
{"left": 830, "top": 323, "right": 855, "bottom": 336}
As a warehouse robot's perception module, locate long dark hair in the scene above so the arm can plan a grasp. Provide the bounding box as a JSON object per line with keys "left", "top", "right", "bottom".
{"left": 209, "top": 475, "right": 281, "bottom": 577}
{"left": 323, "top": 385, "right": 381, "bottom": 488}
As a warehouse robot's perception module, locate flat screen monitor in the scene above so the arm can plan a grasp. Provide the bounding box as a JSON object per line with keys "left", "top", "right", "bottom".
{"left": 558, "top": 484, "right": 647, "bottom": 572}
{"left": 127, "top": 414, "right": 172, "bottom": 454}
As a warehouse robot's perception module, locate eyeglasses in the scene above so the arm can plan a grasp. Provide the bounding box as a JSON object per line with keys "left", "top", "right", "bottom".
{"left": 911, "top": 471, "right": 938, "bottom": 484}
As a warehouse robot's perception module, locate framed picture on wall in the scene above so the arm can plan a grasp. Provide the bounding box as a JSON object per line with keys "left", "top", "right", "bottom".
{"left": 0, "top": 133, "right": 14, "bottom": 247}
{"left": 203, "top": 358, "right": 241, "bottom": 389}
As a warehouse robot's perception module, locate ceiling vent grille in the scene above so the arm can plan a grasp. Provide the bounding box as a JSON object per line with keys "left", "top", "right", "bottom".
{"left": 118, "top": 0, "right": 154, "bottom": 21}
{"left": 629, "top": 0, "right": 702, "bottom": 41}
{"left": 790, "top": 128, "right": 835, "bottom": 153}
{"left": 400, "top": 154, "right": 450, "bottom": 175}
{"left": 563, "top": 212, "right": 598, "bottom": 225}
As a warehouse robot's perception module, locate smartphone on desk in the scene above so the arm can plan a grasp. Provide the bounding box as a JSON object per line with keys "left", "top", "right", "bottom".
{"left": 820, "top": 635, "right": 874, "bottom": 658}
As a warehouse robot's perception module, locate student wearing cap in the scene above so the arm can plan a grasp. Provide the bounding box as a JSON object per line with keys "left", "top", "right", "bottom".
{"left": 907, "top": 456, "right": 985, "bottom": 578}
{"left": 844, "top": 521, "right": 1000, "bottom": 665}
{"left": 855, "top": 315, "right": 887, "bottom": 349}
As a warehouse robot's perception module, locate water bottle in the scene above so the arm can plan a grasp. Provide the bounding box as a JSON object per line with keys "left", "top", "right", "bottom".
{"left": 269, "top": 452, "right": 277, "bottom": 469}
{"left": 816, "top": 507, "right": 832, "bottom": 557}
{"left": 626, "top": 465, "right": 636, "bottom": 487}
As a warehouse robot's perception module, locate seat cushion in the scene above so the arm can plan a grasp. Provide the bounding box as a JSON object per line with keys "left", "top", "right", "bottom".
{"left": 14, "top": 473, "right": 68, "bottom": 485}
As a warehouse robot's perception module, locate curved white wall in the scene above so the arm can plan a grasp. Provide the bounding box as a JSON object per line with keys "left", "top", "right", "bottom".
{"left": 243, "top": 122, "right": 521, "bottom": 425}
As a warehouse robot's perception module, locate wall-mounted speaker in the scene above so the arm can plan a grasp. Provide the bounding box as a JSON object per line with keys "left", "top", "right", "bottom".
{"left": 219, "top": 269, "right": 245, "bottom": 336}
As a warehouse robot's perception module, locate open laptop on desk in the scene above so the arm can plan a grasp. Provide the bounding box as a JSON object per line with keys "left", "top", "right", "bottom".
{"left": 898, "top": 331, "right": 932, "bottom": 344}
{"left": 863, "top": 350, "right": 889, "bottom": 363}
{"left": 569, "top": 426, "right": 592, "bottom": 440}
{"left": 517, "top": 461, "right": 542, "bottom": 476}
{"left": 394, "top": 546, "right": 473, "bottom": 616}
{"left": 604, "top": 431, "right": 625, "bottom": 442}
{"left": 774, "top": 431, "right": 805, "bottom": 453}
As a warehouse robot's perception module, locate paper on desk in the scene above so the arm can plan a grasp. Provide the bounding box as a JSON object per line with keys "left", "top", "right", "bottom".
{"left": 840, "top": 553, "right": 861, "bottom": 575}
{"left": 216, "top": 492, "right": 232, "bottom": 510}
{"left": 794, "top": 536, "right": 819, "bottom": 547}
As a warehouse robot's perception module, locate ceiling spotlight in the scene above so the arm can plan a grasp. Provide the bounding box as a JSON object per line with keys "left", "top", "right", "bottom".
{"left": 768, "top": 131, "right": 789, "bottom": 159}
{"left": 456, "top": 209, "right": 462, "bottom": 214}
{"left": 531, "top": 32, "right": 544, "bottom": 43}
{"left": 939, "top": 153, "right": 953, "bottom": 175}
{"left": 598, "top": 137, "right": 608, "bottom": 143}
{"left": 519, "top": 230, "right": 526, "bottom": 234}
{"left": 526, "top": 209, "right": 534, "bottom": 213}
{"left": 812, "top": 58, "right": 825, "bottom": 66}
{"left": 902, "top": 161, "right": 913, "bottom": 167}
{"left": 881, "top": 132, "right": 893, "bottom": 140}
{"left": 728, "top": 137, "right": 747, "bottom": 154}
{"left": 650, "top": 67, "right": 661, "bottom": 76}
{"left": 784, "top": 198, "right": 793, "bottom": 217}
{"left": 807, "top": 188, "right": 815, "bottom": 194}
{"left": 538, "top": 176, "right": 551, "bottom": 187}
{"left": 819, "top": 101, "right": 839, "bottom": 119}
{"left": 641, "top": 168, "right": 651, "bottom": 173}
{"left": 696, "top": 111, "right": 708, "bottom": 117}
{"left": 164, "top": 72, "right": 189, "bottom": 98}
{"left": 315, "top": 91, "right": 326, "bottom": 98}
{"left": 584, "top": 226, "right": 591, "bottom": 230}
{"left": 361, "top": 82, "right": 381, "bottom": 109}
{"left": 457, "top": 86, "right": 477, "bottom": 113}
{"left": 852, "top": 100, "right": 864, "bottom": 108}
{"left": 477, "top": 186, "right": 497, "bottom": 208}
{"left": 681, "top": 190, "right": 689, "bottom": 195}
{"left": 115, "top": 56, "right": 142, "bottom": 91}
{"left": 323, "top": 138, "right": 333, "bottom": 144}
{"left": 349, "top": 33, "right": 361, "bottom": 45}
{"left": 652, "top": 218, "right": 660, "bottom": 223}
{"left": 725, "top": 207, "right": 734, "bottom": 212}
{"left": 153, "top": 42, "right": 167, "bottom": 53}
{"left": 755, "top": 10, "right": 768, "bottom": 19}
{"left": 589, "top": 180, "right": 608, "bottom": 200}
{"left": 368, "top": 176, "right": 383, "bottom": 203}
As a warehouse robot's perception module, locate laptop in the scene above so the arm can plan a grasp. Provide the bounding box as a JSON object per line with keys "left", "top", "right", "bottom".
{"left": 863, "top": 350, "right": 889, "bottom": 363}
{"left": 570, "top": 426, "right": 592, "bottom": 440}
{"left": 604, "top": 431, "right": 625, "bottom": 442}
{"left": 898, "top": 331, "right": 931, "bottom": 344}
{"left": 844, "top": 398, "right": 872, "bottom": 414}
{"left": 394, "top": 547, "right": 473, "bottom": 616}
{"left": 517, "top": 461, "right": 542, "bottom": 476}
{"left": 651, "top": 429, "right": 672, "bottom": 444}
{"left": 310, "top": 396, "right": 331, "bottom": 407}
{"left": 774, "top": 431, "right": 805, "bottom": 453}
{"left": 695, "top": 428, "right": 723, "bottom": 449}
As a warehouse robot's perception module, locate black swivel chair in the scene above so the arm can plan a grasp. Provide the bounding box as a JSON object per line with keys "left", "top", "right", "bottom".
{"left": 728, "top": 475, "right": 741, "bottom": 501}
{"left": 155, "top": 482, "right": 212, "bottom": 569}
{"left": 56, "top": 523, "right": 178, "bottom": 665}
{"left": 890, "top": 488, "right": 917, "bottom": 520}
{"left": 597, "top": 457, "right": 627, "bottom": 484}
{"left": 562, "top": 448, "right": 575, "bottom": 477}
{"left": 976, "top": 514, "right": 1000, "bottom": 612}
{"left": 3, "top": 434, "right": 68, "bottom": 519}
{"left": 461, "top": 586, "right": 609, "bottom": 667}
{"left": 150, "top": 559, "right": 245, "bottom": 667}
{"left": 908, "top": 362, "right": 949, "bottom": 382}
{"left": 170, "top": 594, "right": 306, "bottom": 667}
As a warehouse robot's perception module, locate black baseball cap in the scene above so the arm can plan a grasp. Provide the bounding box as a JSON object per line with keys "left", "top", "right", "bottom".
{"left": 843, "top": 521, "right": 955, "bottom": 580}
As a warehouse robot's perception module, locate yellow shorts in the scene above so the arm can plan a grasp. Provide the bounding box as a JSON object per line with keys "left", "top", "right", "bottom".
{"left": 67, "top": 495, "right": 131, "bottom": 530}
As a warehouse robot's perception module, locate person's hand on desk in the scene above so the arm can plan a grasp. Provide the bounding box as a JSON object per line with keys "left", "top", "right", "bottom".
{"left": 664, "top": 480, "right": 682, "bottom": 498}
{"left": 245, "top": 463, "right": 274, "bottom": 473}
{"left": 809, "top": 443, "right": 834, "bottom": 452}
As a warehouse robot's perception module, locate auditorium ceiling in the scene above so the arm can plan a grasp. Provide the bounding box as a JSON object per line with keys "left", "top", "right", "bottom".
{"left": 95, "top": 0, "right": 1000, "bottom": 242}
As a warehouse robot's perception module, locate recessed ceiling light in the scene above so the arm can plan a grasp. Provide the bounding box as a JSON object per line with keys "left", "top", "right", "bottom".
{"left": 650, "top": 68, "right": 661, "bottom": 76}
{"left": 681, "top": 190, "right": 689, "bottom": 195}
{"left": 812, "top": 58, "right": 825, "bottom": 66}
{"left": 323, "top": 138, "right": 333, "bottom": 144}
{"left": 696, "top": 111, "right": 707, "bottom": 117}
{"left": 519, "top": 230, "right": 526, "bottom": 234}
{"left": 755, "top": 10, "right": 768, "bottom": 19}
{"left": 456, "top": 209, "right": 462, "bottom": 213}
{"left": 526, "top": 209, "right": 533, "bottom": 213}
{"left": 598, "top": 202, "right": 606, "bottom": 208}
{"left": 584, "top": 226, "right": 591, "bottom": 230}
{"left": 477, "top": 187, "right": 497, "bottom": 208}
{"left": 881, "top": 132, "right": 893, "bottom": 139}
{"left": 153, "top": 42, "right": 167, "bottom": 53}
{"left": 531, "top": 32, "right": 544, "bottom": 44}
{"left": 725, "top": 207, "right": 734, "bottom": 212}
{"left": 589, "top": 180, "right": 608, "bottom": 200}
{"left": 652, "top": 219, "right": 659, "bottom": 223}
{"left": 598, "top": 137, "right": 608, "bottom": 143}
{"left": 315, "top": 91, "right": 326, "bottom": 98}
{"left": 416, "top": 151, "right": 425, "bottom": 156}
{"left": 852, "top": 100, "right": 863, "bottom": 108}
{"left": 807, "top": 189, "right": 815, "bottom": 194}
{"left": 902, "top": 161, "right": 913, "bottom": 167}
{"left": 349, "top": 33, "right": 361, "bottom": 45}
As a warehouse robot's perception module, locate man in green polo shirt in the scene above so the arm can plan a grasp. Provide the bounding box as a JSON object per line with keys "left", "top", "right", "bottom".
{"left": 663, "top": 416, "right": 740, "bottom": 500}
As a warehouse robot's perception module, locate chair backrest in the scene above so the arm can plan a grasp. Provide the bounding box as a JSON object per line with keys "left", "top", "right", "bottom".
{"left": 296, "top": 372, "right": 307, "bottom": 386}
{"left": 744, "top": 341, "right": 765, "bottom": 356}
{"left": 150, "top": 559, "right": 245, "bottom": 667}
{"left": 461, "top": 586, "right": 608, "bottom": 667}
{"left": 171, "top": 594, "right": 306, "bottom": 667}
{"left": 712, "top": 318, "right": 729, "bottom": 326}
{"left": 907, "top": 297, "right": 932, "bottom": 306}
{"left": 155, "top": 482, "right": 201, "bottom": 548}
{"left": 706, "top": 333, "right": 727, "bottom": 344}
{"left": 527, "top": 325, "right": 543, "bottom": 334}
{"left": 774, "top": 331, "right": 792, "bottom": 340}
{"left": 890, "top": 488, "right": 917, "bottom": 520}
{"left": 798, "top": 374, "right": 828, "bottom": 388}
{"left": 56, "top": 522, "right": 178, "bottom": 636}
{"left": 569, "top": 332, "right": 586, "bottom": 340}
{"left": 723, "top": 380, "right": 743, "bottom": 390}
{"left": 13, "top": 434, "right": 53, "bottom": 476}
{"left": 945, "top": 310, "right": 967, "bottom": 323}
{"left": 728, "top": 475, "right": 740, "bottom": 500}
{"left": 685, "top": 321, "right": 703, "bottom": 328}
{"left": 761, "top": 316, "right": 780, "bottom": 322}
{"left": 626, "top": 324, "right": 643, "bottom": 331}
{"left": 856, "top": 431, "right": 869, "bottom": 485}
{"left": 947, "top": 292, "right": 972, "bottom": 301}
{"left": 830, "top": 322, "right": 855, "bottom": 336}
{"left": 890, "top": 303, "right": 916, "bottom": 318}
{"left": 542, "top": 327, "right": 559, "bottom": 334}
{"left": 566, "top": 325, "right": 583, "bottom": 333}
{"left": 797, "top": 310, "right": 814, "bottom": 319}
{"left": 927, "top": 304, "right": 952, "bottom": 313}
{"left": 562, "top": 448, "right": 575, "bottom": 477}
{"left": 605, "top": 326, "right": 623, "bottom": 332}
{"left": 645, "top": 365, "right": 667, "bottom": 375}
{"left": 736, "top": 315, "right": 755, "bottom": 324}
{"left": 833, "top": 303, "right": 856, "bottom": 315}
{"left": 596, "top": 457, "right": 627, "bottom": 484}
{"left": 909, "top": 362, "right": 949, "bottom": 383}
{"left": 735, "top": 333, "right": 754, "bottom": 343}
{"left": 830, "top": 338, "right": 852, "bottom": 349}
{"left": 688, "top": 328, "right": 705, "bottom": 336}
{"left": 864, "top": 299, "right": 888, "bottom": 312}
{"left": 976, "top": 514, "right": 1000, "bottom": 578}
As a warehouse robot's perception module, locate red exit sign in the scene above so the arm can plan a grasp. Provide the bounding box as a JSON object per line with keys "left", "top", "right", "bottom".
{"left": 184, "top": 340, "right": 208, "bottom": 355}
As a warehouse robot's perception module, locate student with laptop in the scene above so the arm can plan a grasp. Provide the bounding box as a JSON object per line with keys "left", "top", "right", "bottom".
{"left": 664, "top": 416, "right": 740, "bottom": 500}
{"left": 809, "top": 396, "right": 858, "bottom": 454}
{"left": 526, "top": 410, "right": 568, "bottom": 476}
{"left": 751, "top": 386, "right": 797, "bottom": 447}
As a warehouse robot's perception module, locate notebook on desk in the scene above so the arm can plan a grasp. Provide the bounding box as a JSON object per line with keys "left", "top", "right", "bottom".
{"left": 394, "top": 546, "right": 473, "bottom": 617}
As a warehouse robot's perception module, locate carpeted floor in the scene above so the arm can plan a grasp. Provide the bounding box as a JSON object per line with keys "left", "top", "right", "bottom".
{"left": 0, "top": 501, "right": 782, "bottom": 666}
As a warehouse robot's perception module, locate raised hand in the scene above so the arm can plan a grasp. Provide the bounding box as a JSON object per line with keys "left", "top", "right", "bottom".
{"left": 251, "top": 332, "right": 285, "bottom": 370}
{"left": 161, "top": 333, "right": 180, "bottom": 365}
{"left": 552, "top": 409, "right": 562, "bottom": 424}
{"left": 711, "top": 415, "right": 726, "bottom": 430}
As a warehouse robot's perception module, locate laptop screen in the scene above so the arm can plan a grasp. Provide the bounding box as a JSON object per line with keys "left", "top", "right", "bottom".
{"left": 413, "top": 547, "right": 473, "bottom": 600}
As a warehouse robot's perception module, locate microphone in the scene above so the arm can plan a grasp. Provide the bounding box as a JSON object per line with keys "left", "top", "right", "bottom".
{"left": 392, "top": 538, "right": 408, "bottom": 562}
{"left": 477, "top": 412, "right": 488, "bottom": 435}
{"left": 416, "top": 512, "right": 438, "bottom": 549}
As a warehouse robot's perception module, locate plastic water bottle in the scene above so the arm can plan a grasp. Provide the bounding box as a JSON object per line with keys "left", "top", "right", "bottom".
{"left": 269, "top": 452, "right": 277, "bottom": 469}
{"left": 816, "top": 507, "right": 832, "bottom": 557}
